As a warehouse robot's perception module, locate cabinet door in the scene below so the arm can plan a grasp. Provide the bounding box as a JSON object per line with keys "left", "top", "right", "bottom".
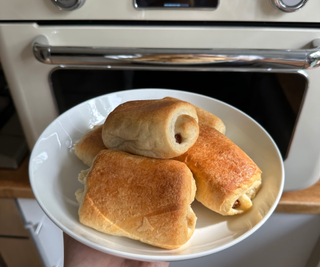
{"left": 0, "top": 199, "right": 43, "bottom": 267}
{"left": 0, "top": 198, "right": 28, "bottom": 236}
{"left": 0, "top": 237, "right": 43, "bottom": 267}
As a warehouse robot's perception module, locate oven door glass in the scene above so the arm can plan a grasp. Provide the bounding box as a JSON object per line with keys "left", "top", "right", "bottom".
{"left": 51, "top": 69, "right": 306, "bottom": 159}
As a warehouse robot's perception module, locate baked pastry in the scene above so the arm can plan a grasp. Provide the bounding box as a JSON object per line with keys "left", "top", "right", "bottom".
{"left": 75, "top": 149, "right": 197, "bottom": 249}
{"left": 102, "top": 98, "right": 199, "bottom": 158}
{"left": 74, "top": 124, "right": 105, "bottom": 166}
{"left": 163, "top": 97, "right": 226, "bottom": 134}
{"left": 74, "top": 97, "right": 226, "bottom": 166}
{"left": 174, "top": 124, "right": 262, "bottom": 216}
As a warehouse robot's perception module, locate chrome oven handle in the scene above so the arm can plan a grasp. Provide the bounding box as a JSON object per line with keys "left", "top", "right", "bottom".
{"left": 33, "top": 36, "right": 320, "bottom": 70}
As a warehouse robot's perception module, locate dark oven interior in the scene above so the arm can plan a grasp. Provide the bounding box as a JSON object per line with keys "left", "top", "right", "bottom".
{"left": 50, "top": 69, "right": 307, "bottom": 159}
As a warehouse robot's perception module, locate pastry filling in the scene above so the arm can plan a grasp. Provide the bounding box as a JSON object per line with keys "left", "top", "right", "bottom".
{"left": 173, "top": 114, "right": 198, "bottom": 149}
{"left": 175, "top": 133, "right": 182, "bottom": 144}
{"left": 232, "top": 200, "right": 240, "bottom": 209}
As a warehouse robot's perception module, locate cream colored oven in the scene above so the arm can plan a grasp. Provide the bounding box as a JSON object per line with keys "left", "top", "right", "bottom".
{"left": 0, "top": 0, "right": 320, "bottom": 191}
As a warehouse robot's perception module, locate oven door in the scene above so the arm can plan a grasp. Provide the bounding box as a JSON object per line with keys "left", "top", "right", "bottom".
{"left": 0, "top": 23, "right": 319, "bottom": 191}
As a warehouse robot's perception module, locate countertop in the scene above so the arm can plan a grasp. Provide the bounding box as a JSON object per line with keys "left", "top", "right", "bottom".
{"left": 1, "top": 155, "right": 320, "bottom": 214}
{"left": 0, "top": 156, "right": 34, "bottom": 198}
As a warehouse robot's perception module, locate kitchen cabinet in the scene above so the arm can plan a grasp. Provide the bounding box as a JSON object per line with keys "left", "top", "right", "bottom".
{"left": 0, "top": 198, "right": 43, "bottom": 267}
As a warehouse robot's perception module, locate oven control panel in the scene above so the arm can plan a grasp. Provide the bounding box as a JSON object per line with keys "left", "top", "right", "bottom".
{"left": 0, "top": 0, "right": 318, "bottom": 22}
{"left": 51, "top": 0, "right": 85, "bottom": 10}
{"left": 134, "top": 0, "right": 306, "bottom": 12}
{"left": 50, "top": 0, "right": 308, "bottom": 13}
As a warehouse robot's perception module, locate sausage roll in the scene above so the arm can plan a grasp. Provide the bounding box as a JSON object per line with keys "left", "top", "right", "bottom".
{"left": 74, "top": 124, "right": 106, "bottom": 166}
{"left": 102, "top": 98, "right": 199, "bottom": 159}
{"left": 174, "top": 124, "right": 262, "bottom": 216}
{"left": 75, "top": 150, "right": 197, "bottom": 249}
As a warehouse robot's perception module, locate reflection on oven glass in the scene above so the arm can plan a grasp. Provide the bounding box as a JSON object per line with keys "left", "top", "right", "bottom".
{"left": 50, "top": 70, "right": 306, "bottom": 159}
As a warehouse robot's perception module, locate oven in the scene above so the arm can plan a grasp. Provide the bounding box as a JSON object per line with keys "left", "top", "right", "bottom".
{"left": 0, "top": 0, "right": 320, "bottom": 192}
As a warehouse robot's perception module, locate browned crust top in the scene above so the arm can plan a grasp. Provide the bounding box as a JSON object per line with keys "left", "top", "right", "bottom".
{"left": 175, "top": 124, "right": 261, "bottom": 196}
{"left": 106, "top": 98, "right": 196, "bottom": 123}
{"left": 80, "top": 149, "right": 196, "bottom": 248}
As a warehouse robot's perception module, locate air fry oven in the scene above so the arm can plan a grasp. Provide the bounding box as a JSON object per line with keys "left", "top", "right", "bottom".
{"left": 0, "top": 0, "right": 320, "bottom": 191}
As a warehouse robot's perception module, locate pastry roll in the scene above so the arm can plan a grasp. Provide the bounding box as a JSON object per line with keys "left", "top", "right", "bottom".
{"left": 164, "top": 97, "right": 226, "bottom": 134}
{"left": 74, "top": 124, "right": 106, "bottom": 166}
{"left": 74, "top": 98, "right": 226, "bottom": 166}
{"left": 102, "top": 98, "right": 199, "bottom": 159}
{"left": 75, "top": 150, "right": 197, "bottom": 249}
{"left": 174, "top": 124, "right": 262, "bottom": 216}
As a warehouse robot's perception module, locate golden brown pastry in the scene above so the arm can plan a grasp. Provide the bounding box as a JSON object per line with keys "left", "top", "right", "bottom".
{"left": 75, "top": 150, "right": 197, "bottom": 249}
{"left": 164, "top": 97, "right": 226, "bottom": 134}
{"left": 102, "top": 98, "right": 199, "bottom": 159}
{"left": 174, "top": 124, "right": 262, "bottom": 216}
{"left": 74, "top": 125, "right": 106, "bottom": 166}
{"left": 74, "top": 97, "right": 226, "bottom": 166}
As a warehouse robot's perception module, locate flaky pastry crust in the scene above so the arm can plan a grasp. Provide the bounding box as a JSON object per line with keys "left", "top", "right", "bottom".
{"left": 74, "top": 124, "right": 106, "bottom": 166}
{"left": 102, "top": 98, "right": 199, "bottom": 159}
{"left": 75, "top": 150, "right": 197, "bottom": 249}
{"left": 174, "top": 124, "right": 262, "bottom": 216}
{"left": 164, "top": 97, "right": 226, "bottom": 134}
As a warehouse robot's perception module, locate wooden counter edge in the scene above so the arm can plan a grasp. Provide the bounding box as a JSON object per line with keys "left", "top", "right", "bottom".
{"left": 0, "top": 187, "right": 34, "bottom": 199}
{"left": 277, "top": 178, "right": 320, "bottom": 214}
{"left": 0, "top": 155, "right": 34, "bottom": 199}
{"left": 276, "top": 202, "right": 320, "bottom": 214}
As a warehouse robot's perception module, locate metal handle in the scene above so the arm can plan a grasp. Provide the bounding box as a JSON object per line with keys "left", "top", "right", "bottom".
{"left": 33, "top": 36, "right": 320, "bottom": 70}
{"left": 270, "top": 0, "right": 308, "bottom": 13}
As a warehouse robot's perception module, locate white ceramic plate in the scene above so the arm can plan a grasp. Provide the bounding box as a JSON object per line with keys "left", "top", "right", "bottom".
{"left": 29, "top": 88, "right": 284, "bottom": 262}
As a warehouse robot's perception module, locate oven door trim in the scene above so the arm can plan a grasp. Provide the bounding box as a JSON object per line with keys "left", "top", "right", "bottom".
{"left": 1, "top": 23, "right": 320, "bottom": 191}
